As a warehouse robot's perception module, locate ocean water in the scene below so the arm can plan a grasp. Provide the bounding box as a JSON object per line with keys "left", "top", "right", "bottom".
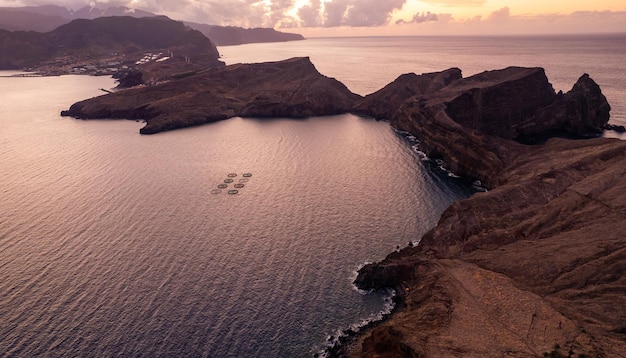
{"left": 0, "top": 74, "right": 470, "bottom": 357}
{"left": 1, "top": 35, "right": 625, "bottom": 358}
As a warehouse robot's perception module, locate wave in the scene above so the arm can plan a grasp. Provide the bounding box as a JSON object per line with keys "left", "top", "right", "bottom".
{"left": 315, "top": 266, "right": 397, "bottom": 358}
{"left": 395, "top": 128, "right": 488, "bottom": 192}
{"left": 349, "top": 262, "right": 372, "bottom": 295}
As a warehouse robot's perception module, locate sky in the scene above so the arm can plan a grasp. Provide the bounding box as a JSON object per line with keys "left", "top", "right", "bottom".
{"left": 2, "top": 0, "right": 626, "bottom": 36}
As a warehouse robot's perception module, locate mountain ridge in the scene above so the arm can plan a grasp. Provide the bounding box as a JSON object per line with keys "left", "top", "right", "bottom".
{"left": 0, "top": 5, "right": 304, "bottom": 45}
{"left": 0, "top": 16, "right": 224, "bottom": 81}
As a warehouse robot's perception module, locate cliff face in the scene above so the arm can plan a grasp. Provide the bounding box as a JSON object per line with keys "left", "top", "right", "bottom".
{"left": 61, "top": 57, "right": 361, "bottom": 134}
{"left": 385, "top": 67, "right": 610, "bottom": 188}
{"left": 348, "top": 69, "right": 625, "bottom": 357}
{"left": 351, "top": 138, "right": 626, "bottom": 357}
{"left": 352, "top": 68, "right": 462, "bottom": 121}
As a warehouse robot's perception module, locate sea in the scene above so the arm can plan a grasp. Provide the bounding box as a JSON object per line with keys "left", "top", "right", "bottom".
{"left": 1, "top": 34, "right": 624, "bottom": 358}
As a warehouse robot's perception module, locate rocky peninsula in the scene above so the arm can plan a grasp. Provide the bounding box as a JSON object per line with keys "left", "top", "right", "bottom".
{"left": 61, "top": 57, "right": 360, "bottom": 134}
{"left": 59, "top": 58, "right": 625, "bottom": 357}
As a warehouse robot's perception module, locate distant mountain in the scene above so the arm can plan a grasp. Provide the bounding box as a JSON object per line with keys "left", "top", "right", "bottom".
{"left": 185, "top": 22, "right": 304, "bottom": 46}
{"left": 8, "top": 4, "right": 75, "bottom": 18}
{"left": 0, "top": 5, "right": 304, "bottom": 45}
{"left": 71, "top": 5, "right": 156, "bottom": 19}
{"left": 0, "top": 7, "right": 68, "bottom": 32}
{"left": 0, "top": 16, "right": 222, "bottom": 70}
{"left": 1, "top": 4, "right": 155, "bottom": 19}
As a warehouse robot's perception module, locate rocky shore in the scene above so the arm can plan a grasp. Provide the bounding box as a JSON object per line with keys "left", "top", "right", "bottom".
{"left": 60, "top": 58, "right": 625, "bottom": 357}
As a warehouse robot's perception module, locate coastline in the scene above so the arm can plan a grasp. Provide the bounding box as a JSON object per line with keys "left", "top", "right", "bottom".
{"left": 43, "top": 57, "right": 626, "bottom": 356}
{"left": 347, "top": 136, "right": 626, "bottom": 357}
{"left": 344, "top": 65, "right": 625, "bottom": 356}
{"left": 319, "top": 287, "right": 398, "bottom": 358}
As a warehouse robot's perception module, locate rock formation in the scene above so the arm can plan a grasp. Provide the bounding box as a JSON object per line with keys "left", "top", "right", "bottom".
{"left": 343, "top": 68, "right": 626, "bottom": 357}
{"left": 352, "top": 67, "right": 462, "bottom": 121}
{"left": 348, "top": 136, "right": 626, "bottom": 357}
{"left": 61, "top": 57, "right": 361, "bottom": 134}
{"left": 374, "top": 67, "right": 610, "bottom": 188}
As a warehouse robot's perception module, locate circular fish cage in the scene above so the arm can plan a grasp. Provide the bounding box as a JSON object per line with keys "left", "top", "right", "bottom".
{"left": 224, "top": 179, "right": 234, "bottom": 183}
{"left": 242, "top": 173, "right": 252, "bottom": 177}
{"left": 239, "top": 178, "right": 249, "bottom": 183}
{"left": 211, "top": 189, "right": 222, "bottom": 194}
{"left": 218, "top": 184, "right": 228, "bottom": 189}
{"left": 234, "top": 184, "right": 244, "bottom": 188}
{"left": 227, "top": 173, "right": 238, "bottom": 177}
{"left": 228, "top": 190, "right": 239, "bottom": 195}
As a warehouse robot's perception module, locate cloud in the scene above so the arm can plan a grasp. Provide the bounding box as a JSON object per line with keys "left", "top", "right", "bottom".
{"left": 311, "top": 0, "right": 408, "bottom": 27}
{"left": 269, "top": 0, "right": 296, "bottom": 26}
{"left": 417, "top": 0, "right": 485, "bottom": 7}
{"left": 1, "top": 0, "right": 409, "bottom": 28}
{"left": 3, "top": 0, "right": 626, "bottom": 34}
{"left": 487, "top": 6, "right": 509, "bottom": 21}
{"left": 298, "top": 0, "right": 322, "bottom": 27}
{"left": 389, "top": 7, "right": 626, "bottom": 36}
{"left": 396, "top": 11, "right": 439, "bottom": 24}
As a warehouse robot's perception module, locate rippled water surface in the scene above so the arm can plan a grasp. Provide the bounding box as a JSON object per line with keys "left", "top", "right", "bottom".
{"left": 0, "top": 74, "right": 471, "bottom": 356}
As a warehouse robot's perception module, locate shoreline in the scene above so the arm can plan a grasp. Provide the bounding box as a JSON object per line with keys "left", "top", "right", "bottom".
{"left": 347, "top": 137, "right": 626, "bottom": 356}
{"left": 320, "top": 291, "right": 401, "bottom": 358}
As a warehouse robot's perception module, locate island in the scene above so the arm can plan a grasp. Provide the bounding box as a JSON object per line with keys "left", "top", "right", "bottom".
{"left": 58, "top": 50, "right": 626, "bottom": 356}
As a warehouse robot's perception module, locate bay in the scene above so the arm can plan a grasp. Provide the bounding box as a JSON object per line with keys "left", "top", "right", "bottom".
{"left": 0, "top": 75, "right": 469, "bottom": 356}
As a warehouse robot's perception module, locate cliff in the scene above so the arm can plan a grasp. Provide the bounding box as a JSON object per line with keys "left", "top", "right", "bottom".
{"left": 352, "top": 68, "right": 462, "bottom": 121}
{"left": 345, "top": 69, "right": 626, "bottom": 357}
{"left": 61, "top": 57, "right": 361, "bottom": 134}
{"left": 348, "top": 136, "right": 626, "bottom": 357}
{"left": 363, "top": 67, "right": 610, "bottom": 189}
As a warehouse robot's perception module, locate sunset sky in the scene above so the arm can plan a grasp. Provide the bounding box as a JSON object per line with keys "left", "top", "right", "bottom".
{"left": 2, "top": 0, "right": 626, "bottom": 36}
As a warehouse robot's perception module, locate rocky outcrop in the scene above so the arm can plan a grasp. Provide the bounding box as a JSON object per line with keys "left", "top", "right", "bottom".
{"left": 61, "top": 57, "right": 361, "bottom": 134}
{"left": 385, "top": 67, "right": 610, "bottom": 188}
{"left": 352, "top": 68, "right": 462, "bottom": 120}
{"left": 524, "top": 74, "right": 611, "bottom": 141}
{"left": 61, "top": 64, "right": 609, "bottom": 145}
